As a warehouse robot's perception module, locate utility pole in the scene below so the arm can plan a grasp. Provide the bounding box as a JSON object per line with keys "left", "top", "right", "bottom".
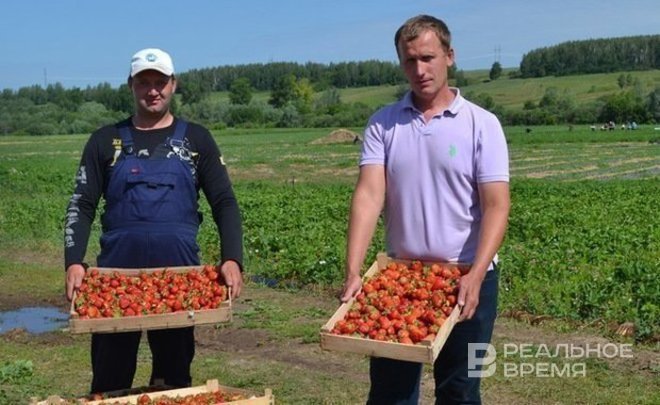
{"left": 494, "top": 46, "right": 501, "bottom": 63}
{"left": 43, "top": 68, "right": 48, "bottom": 88}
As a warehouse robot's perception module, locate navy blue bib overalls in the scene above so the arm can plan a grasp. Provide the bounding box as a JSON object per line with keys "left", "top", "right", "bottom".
{"left": 98, "top": 119, "right": 200, "bottom": 268}
{"left": 91, "top": 120, "right": 199, "bottom": 393}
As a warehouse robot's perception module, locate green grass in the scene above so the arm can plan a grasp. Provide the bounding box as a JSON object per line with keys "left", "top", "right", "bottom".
{"left": 335, "top": 85, "right": 400, "bottom": 108}
{"left": 200, "top": 68, "right": 660, "bottom": 114}
{"left": 461, "top": 69, "right": 660, "bottom": 110}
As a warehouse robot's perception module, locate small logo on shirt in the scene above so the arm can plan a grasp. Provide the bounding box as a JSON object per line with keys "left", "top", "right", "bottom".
{"left": 449, "top": 144, "right": 457, "bottom": 158}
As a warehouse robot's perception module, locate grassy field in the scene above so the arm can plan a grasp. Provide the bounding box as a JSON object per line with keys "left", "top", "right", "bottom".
{"left": 204, "top": 69, "right": 660, "bottom": 111}
{"left": 461, "top": 70, "right": 660, "bottom": 110}
{"left": 0, "top": 126, "right": 658, "bottom": 404}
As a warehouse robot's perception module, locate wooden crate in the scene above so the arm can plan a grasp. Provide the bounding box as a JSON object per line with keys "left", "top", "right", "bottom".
{"left": 69, "top": 266, "right": 231, "bottom": 334}
{"left": 320, "top": 253, "right": 467, "bottom": 364}
{"left": 31, "top": 379, "right": 274, "bottom": 405}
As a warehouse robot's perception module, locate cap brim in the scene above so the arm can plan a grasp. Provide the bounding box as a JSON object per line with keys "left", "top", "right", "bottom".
{"left": 130, "top": 67, "right": 174, "bottom": 77}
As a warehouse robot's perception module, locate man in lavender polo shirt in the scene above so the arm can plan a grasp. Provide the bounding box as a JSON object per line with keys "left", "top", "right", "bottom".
{"left": 341, "top": 15, "right": 510, "bottom": 405}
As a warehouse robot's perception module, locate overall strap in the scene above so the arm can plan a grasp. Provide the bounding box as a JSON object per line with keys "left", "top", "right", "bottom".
{"left": 118, "top": 125, "right": 135, "bottom": 155}
{"left": 169, "top": 119, "right": 188, "bottom": 149}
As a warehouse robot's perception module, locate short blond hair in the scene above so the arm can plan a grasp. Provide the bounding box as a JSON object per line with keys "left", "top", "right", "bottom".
{"left": 395, "top": 15, "right": 452, "bottom": 58}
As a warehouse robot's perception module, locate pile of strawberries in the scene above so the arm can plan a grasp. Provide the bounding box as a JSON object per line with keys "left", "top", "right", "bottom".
{"left": 133, "top": 391, "right": 246, "bottom": 405}
{"left": 73, "top": 266, "right": 227, "bottom": 318}
{"left": 86, "top": 390, "right": 246, "bottom": 405}
{"left": 332, "top": 260, "right": 463, "bottom": 344}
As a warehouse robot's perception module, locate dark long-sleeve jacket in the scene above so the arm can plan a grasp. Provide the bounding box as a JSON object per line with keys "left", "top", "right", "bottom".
{"left": 64, "top": 117, "right": 243, "bottom": 269}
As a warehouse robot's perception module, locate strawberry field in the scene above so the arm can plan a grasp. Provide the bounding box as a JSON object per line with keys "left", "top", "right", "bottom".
{"left": 0, "top": 126, "right": 658, "bottom": 403}
{"left": 235, "top": 178, "right": 659, "bottom": 340}
{"left": 0, "top": 126, "right": 658, "bottom": 340}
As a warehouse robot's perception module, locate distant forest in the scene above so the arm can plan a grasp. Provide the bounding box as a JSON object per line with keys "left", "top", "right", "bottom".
{"left": 520, "top": 35, "right": 659, "bottom": 77}
{"left": 1, "top": 35, "right": 659, "bottom": 134}
{"left": 180, "top": 60, "right": 405, "bottom": 92}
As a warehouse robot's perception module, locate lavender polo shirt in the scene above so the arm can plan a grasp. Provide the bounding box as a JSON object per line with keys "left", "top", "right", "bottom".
{"left": 360, "top": 89, "right": 509, "bottom": 265}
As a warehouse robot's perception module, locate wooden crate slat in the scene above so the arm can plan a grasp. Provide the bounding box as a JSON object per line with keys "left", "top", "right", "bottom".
{"left": 80, "top": 379, "right": 273, "bottom": 405}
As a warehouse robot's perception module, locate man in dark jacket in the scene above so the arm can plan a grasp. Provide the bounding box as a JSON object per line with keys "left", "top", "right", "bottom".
{"left": 64, "top": 48, "right": 243, "bottom": 393}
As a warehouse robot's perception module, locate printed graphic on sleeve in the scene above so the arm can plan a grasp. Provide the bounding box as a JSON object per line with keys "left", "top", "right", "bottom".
{"left": 64, "top": 193, "right": 82, "bottom": 248}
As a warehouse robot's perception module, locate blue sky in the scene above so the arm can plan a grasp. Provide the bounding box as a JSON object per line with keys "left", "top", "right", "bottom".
{"left": 1, "top": 0, "right": 658, "bottom": 90}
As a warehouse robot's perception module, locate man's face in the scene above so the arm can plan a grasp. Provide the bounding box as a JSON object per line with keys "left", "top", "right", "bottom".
{"left": 130, "top": 70, "right": 176, "bottom": 116}
{"left": 398, "top": 29, "right": 454, "bottom": 103}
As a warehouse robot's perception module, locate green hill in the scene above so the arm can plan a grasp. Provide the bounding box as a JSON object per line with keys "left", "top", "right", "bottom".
{"left": 460, "top": 69, "right": 660, "bottom": 110}
{"left": 205, "top": 69, "right": 659, "bottom": 112}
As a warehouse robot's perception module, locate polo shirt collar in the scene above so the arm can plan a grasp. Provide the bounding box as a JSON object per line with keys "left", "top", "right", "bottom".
{"left": 400, "top": 87, "right": 465, "bottom": 117}
{"left": 446, "top": 88, "right": 464, "bottom": 115}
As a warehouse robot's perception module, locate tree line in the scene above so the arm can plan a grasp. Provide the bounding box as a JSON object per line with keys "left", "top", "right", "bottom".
{"left": 519, "top": 35, "right": 660, "bottom": 78}
{"left": 0, "top": 60, "right": 408, "bottom": 135}
{"left": 467, "top": 85, "right": 660, "bottom": 127}
{"left": 177, "top": 60, "right": 405, "bottom": 104}
{"left": 1, "top": 35, "right": 659, "bottom": 135}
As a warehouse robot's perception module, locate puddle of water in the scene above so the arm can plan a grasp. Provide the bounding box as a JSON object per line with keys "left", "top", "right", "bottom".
{"left": 0, "top": 306, "right": 69, "bottom": 334}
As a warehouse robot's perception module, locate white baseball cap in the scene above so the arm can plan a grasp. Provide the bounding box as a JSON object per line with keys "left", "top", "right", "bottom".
{"left": 130, "top": 48, "right": 175, "bottom": 77}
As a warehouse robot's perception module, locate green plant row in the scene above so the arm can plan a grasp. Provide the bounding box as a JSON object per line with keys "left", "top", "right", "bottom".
{"left": 0, "top": 177, "right": 657, "bottom": 341}
{"left": 194, "top": 179, "right": 660, "bottom": 340}
{"left": 0, "top": 133, "right": 657, "bottom": 340}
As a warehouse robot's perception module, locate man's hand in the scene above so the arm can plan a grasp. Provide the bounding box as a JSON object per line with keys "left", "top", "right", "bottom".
{"left": 65, "top": 264, "right": 86, "bottom": 301}
{"left": 219, "top": 260, "right": 243, "bottom": 299}
{"left": 457, "top": 270, "right": 486, "bottom": 321}
{"left": 340, "top": 273, "right": 362, "bottom": 303}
